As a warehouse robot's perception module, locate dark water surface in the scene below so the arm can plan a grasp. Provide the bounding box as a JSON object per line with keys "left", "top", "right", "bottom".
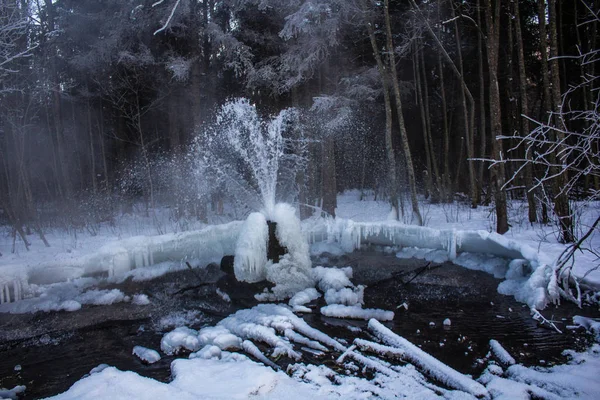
{"left": 0, "top": 252, "right": 597, "bottom": 399}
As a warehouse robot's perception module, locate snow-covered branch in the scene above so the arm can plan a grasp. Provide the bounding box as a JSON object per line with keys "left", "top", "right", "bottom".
{"left": 153, "top": 0, "right": 182, "bottom": 35}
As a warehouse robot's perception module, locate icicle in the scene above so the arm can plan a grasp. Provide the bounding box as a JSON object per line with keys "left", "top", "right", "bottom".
{"left": 0, "top": 284, "right": 5, "bottom": 304}
{"left": 13, "top": 279, "right": 20, "bottom": 302}
{"left": 448, "top": 229, "right": 457, "bottom": 261}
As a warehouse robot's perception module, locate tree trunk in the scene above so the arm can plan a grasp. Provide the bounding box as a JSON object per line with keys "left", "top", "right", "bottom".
{"left": 420, "top": 46, "right": 441, "bottom": 203}
{"left": 548, "top": 0, "right": 574, "bottom": 243}
{"left": 363, "top": 1, "right": 400, "bottom": 219}
{"left": 513, "top": 0, "right": 537, "bottom": 223}
{"left": 537, "top": 0, "right": 551, "bottom": 224}
{"left": 414, "top": 42, "right": 432, "bottom": 200}
{"left": 439, "top": 55, "right": 451, "bottom": 201}
{"left": 477, "top": 0, "right": 487, "bottom": 202}
{"left": 384, "top": 0, "right": 422, "bottom": 225}
{"left": 321, "top": 136, "right": 337, "bottom": 217}
{"left": 452, "top": 3, "right": 477, "bottom": 208}
{"left": 485, "top": 0, "right": 509, "bottom": 234}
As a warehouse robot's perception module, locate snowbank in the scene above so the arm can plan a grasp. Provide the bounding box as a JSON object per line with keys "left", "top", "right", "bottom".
{"left": 47, "top": 356, "right": 327, "bottom": 400}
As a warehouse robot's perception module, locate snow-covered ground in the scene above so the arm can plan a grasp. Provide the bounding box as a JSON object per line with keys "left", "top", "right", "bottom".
{"left": 1, "top": 192, "right": 599, "bottom": 399}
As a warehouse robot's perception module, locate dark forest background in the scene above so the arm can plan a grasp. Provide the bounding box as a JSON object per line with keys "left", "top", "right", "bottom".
{"left": 0, "top": 0, "right": 598, "bottom": 247}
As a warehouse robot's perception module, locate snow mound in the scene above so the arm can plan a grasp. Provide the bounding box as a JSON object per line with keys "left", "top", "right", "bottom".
{"left": 573, "top": 316, "right": 600, "bottom": 341}
{"left": 189, "top": 345, "right": 222, "bottom": 360}
{"left": 312, "top": 266, "right": 353, "bottom": 292}
{"left": 324, "top": 286, "right": 364, "bottom": 306}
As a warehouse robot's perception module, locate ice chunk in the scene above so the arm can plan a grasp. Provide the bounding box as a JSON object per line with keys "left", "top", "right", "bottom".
{"left": 320, "top": 305, "right": 394, "bottom": 321}
{"left": 260, "top": 254, "right": 314, "bottom": 300}
{"left": 160, "top": 327, "right": 201, "bottom": 355}
{"left": 216, "top": 288, "right": 231, "bottom": 302}
{"left": 132, "top": 346, "right": 161, "bottom": 364}
{"left": 284, "top": 329, "right": 328, "bottom": 352}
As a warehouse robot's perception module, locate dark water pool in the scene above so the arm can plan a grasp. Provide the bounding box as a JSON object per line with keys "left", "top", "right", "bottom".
{"left": 0, "top": 252, "right": 597, "bottom": 399}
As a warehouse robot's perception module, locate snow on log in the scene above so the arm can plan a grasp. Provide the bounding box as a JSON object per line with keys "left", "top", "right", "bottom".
{"left": 489, "top": 339, "right": 516, "bottom": 366}
{"left": 354, "top": 338, "right": 406, "bottom": 359}
{"left": 336, "top": 345, "right": 397, "bottom": 376}
{"left": 368, "top": 319, "right": 489, "bottom": 398}
{"left": 284, "top": 329, "right": 328, "bottom": 352}
{"left": 321, "top": 305, "right": 394, "bottom": 321}
{"left": 242, "top": 340, "right": 280, "bottom": 370}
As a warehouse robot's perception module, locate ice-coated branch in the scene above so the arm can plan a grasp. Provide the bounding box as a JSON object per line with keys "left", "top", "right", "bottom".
{"left": 153, "top": 0, "right": 182, "bottom": 35}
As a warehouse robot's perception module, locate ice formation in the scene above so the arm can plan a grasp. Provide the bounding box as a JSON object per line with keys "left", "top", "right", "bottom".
{"left": 288, "top": 288, "right": 321, "bottom": 312}
{"left": 160, "top": 327, "right": 201, "bottom": 355}
{"left": 132, "top": 346, "right": 161, "bottom": 364}
{"left": 0, "top": 221, "right": 242, "bottom": 306}
{"left": 306, "top": 217, "right": 561, "bottom": 310}
{"left": 233, "top": 212, "right": 269, "bottom": 283}
{"left": 0, "top": 202, "right": 568, "bottom": 312}
{"left": 235, "top": 203, "right": 314, "bottom": 300}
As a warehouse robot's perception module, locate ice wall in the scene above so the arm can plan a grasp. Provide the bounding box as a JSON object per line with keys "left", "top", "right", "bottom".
{"left": 0, "top": 216, "right": 559, "bottom": 309}
{"left": 0, "top": 221, "right": 242, "bottom": 303}
{"left": 309, "top": 218, "right": 538, "bottom": 266}
{"left": 306, "top": 218, "right": 556, "bottom": 309}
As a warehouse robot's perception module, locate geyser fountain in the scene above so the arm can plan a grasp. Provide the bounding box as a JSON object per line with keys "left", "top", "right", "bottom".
{"left": 202, "top": 99, "right": 313, "bottom": 300}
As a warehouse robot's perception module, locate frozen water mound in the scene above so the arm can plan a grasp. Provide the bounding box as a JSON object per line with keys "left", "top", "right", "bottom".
{"left": 0, "top": 221, "right": 242, "bottom": 303}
